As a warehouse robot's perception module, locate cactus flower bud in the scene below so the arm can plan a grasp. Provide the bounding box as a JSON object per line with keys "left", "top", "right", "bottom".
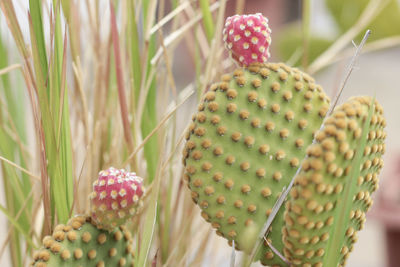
{"left": 223, "top": 13, "right": 272, "bottom": 66}
{"left": 90, "top": 167, "right": 145, "bottom": 230}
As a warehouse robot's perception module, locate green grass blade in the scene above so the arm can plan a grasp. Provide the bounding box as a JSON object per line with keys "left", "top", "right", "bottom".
{"left": 199, "top": 0, "right": 215, "bottom": 43}
{"left": 0, "top": 0, "right": 30, "bottom": 60}
{"left": 0, "top": 28, "right": 31, "bottom": 233}
{"left": 60, "top": 0, "right": 71, "bottom": 23}
{"left": 127, "top": 0, "right": 142, "bottom": 107}
{"left": 141, "top": 1, "right": 159, "bottom": 181}
{"left": 0, "top": 133, "right": 31, "bottom": 231}
{"left": 29, "top": 0, "right": 48, "bottom": 92}
{"left": 0, "top": 203, "right": 36, "bottom": 249}
{"left": 302, "top": 0, "right": 311, "bottom": 69}
{"left": 28, "top": 6, "right": 71, "bottom": 224}
{"left": 110, "top": 2, "right": 134, "bottom": 153}
{"left": 51, "top": 3, "right": 74, "bottom": 220}
{"left": 0, "top": 19, "right": 32, "bottom": 266}
{"left": 136, "top": 156, "right": 163, "bottom": 266}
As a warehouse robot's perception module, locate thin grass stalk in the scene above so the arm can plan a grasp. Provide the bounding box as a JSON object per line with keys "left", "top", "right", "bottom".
{"left": 127, "top": 0, "right": 142, "bottom": 112}
{"left": 0, "top": 156, "right": 40, "bottom": 181}
{"left": 199, "top": 0, "right": 215, "bottom": 43}
{"left": 139, "top": 0, "right": 160, "bottom": 181}
{"left": 0, "top": 32, "right": 31, "bottom": 263}
{"left": 110, "top": 2, "right": 135, "bottom": 154}
{"left": 308, "top": 0, "right": 390, "bottom": 73}
{"left": 0, "top": 189, "right": 34, "bottom": 260}
{"left": 29, "top": 7, "right": 71, "bottom": 225}
{"left": 22, "top": 63, "right": 52, "bottom": 235}
{"left": 302, "top": 0, "right": 310, "bottom": 70}
{"left": 200, "top": 0, "right": 227, "bottom": 96}
{"left": 29, "top": 0, "right": 49, "bottom": 94}
{"left": 52, "top": 3, "right": 74, "bottom": 214}
{"left": 0, "top": 16, "right": 31, "bottom": 220}
{"left": 0, "top": 168, "right": 21, "bottom": 267}
{"left": 123, "top": 89, "right": 194, "bottom": 166}
{"left": 136, "top": 135, "right": 166, "bottom": 266}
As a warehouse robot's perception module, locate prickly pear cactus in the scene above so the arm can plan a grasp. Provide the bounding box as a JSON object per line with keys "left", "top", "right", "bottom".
{"left": 283, "top": 96, "right": 386, "bottom": 266}
{"left": 90, "top": 167, "right": 145, "bottom": 230}
{"left": 182, "top": 61, "right": 330, "bottom": 265}
{"left": 31, "top": 215, "right": 134, "bottom": 267}
{"left": 32, "top": 167, "right": 145, "bottom": 267}
{"left": 223, "top": 13, "right": 272, "bottom": 66}
{"left": 183, "top": 12, "right": 387, "bottom": 267}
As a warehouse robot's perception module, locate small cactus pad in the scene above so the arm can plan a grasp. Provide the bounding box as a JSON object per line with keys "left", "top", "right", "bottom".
{"left": 90, "top": 167, "right": 145, "bottom": 230}
{"left": 283, "top": 97, "right": 386, "bottom": 266}
{"left": 31, "top": 216, "right": 134, "bottom": 267}
{"left": 223, "top": 13, "right": 272, "bottom": 66}
{"left": 183, "top": 62, "right": 330, "bottom": 265}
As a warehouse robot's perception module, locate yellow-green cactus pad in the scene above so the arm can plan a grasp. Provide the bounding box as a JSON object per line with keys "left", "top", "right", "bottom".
{"left": 283, "top": 96, "right": 386, "bottom": 266}
{"left": 31, "top": 216, "right": 134, "bottom": 267}
{"left": 183, "top": 62, "right": 330, "bottom": 265}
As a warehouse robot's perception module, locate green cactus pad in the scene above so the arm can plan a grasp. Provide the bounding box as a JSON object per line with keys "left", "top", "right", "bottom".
{"left": 182, "top": 62, "right": 330, "bottom": 265}
{"left": 283, "top": 96, "right": 386, "bottom": 266}
{"left": 31, "top": 216, "right": 134, "bottom": 267}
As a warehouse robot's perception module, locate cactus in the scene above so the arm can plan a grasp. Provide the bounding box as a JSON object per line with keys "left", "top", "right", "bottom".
{"left": 31, "top": 168, "right": 145, "bottom": 267}
{"left": 183, "top": 13, "right": 386, "bottom": 267}
{"left": 31, "top": 216, "right": 134, "bottom": 267}
{"left": 182, "top": 61, "right": 330, "bottom": 265}
{"left": 90, "top": 167, "right": 145, "bottom": 231}
{"left": 223, "top": 13, "right": 272, "bottom": 66}
{"left": 283, "top": 96, "right": 386, "bottom": 266}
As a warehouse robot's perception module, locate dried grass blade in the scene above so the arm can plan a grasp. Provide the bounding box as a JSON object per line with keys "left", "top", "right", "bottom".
{"left": 308, "top": 0, "right": 389, "bottom": 73}
{"left": 123, "top": 88, "right": 194, "bottom": 165}
{"left": 110, "top": 2, "right": 134, "bottom": 152}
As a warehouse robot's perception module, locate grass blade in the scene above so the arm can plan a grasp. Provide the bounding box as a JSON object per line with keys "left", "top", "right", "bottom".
{"left": 29, "top": 0, "right": 49, "bottom": 92}
{"left": 136, "top": 142, "right": 164, "bottom": 266}
{"left": 199, "top": 0, "right": 215, "bottom": 43}
{"left": 52, "top": 3, "right": 74, "bottom": 221}
{"left": 110, "top": 2, "right": 134, "bottom": 153}
{"left": 141, "top": 0, "right": 159, "bottom": 181}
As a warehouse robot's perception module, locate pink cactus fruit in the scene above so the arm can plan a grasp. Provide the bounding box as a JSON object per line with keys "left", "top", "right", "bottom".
{"left": 223, "top": 13, "right": 272, "bottom": 67}
{"left": 90, "top": 167, "right": 145, "bottom": 230}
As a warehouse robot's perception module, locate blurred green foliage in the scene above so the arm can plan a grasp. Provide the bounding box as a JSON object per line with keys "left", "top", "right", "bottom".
{"left": 276, "top": 24, "right": 332, "bottom": 67}
{"left": 326, "top": 0, "right": 400, "bottom": 41}
{"left": 277, "top": 0, "right": 400, "bottom": 68}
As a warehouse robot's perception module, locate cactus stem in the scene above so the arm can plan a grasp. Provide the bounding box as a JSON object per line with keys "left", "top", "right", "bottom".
{"left": 247, "top": 29, "right": 371, "bottom": 265}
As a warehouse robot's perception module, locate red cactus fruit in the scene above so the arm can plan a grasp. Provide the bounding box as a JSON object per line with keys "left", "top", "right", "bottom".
{"left": 223, "top": 13, "right": 272, "bottom": 67}
{"left": 90, "top": 167, "right": 145, "bottom": 230}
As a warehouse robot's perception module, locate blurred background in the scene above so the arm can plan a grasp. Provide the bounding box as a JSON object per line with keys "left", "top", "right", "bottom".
{"left": 1, "top": 0, "right": 400, "bottom": 266}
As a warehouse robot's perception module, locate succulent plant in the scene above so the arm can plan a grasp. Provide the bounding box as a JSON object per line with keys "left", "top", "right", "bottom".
{"left": 90, "top": 167, "right": 145, "bottom": 230}
{"left": 182, "top": 13, "right": 386, "bottom": 267}
{"left": 223, "top": 13, "right": 272, "bottom": 66}
{"left": 183, "top": 60, "right": 330, "bottom": 266}
{"left": 31, "top": 216, "right": 134, "bottom": 267}
{"left": 31, "top": 168, "right": 145, "bottom": 267}
{"left": 283, "top": 96, "right": 386, "bottom": 266}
